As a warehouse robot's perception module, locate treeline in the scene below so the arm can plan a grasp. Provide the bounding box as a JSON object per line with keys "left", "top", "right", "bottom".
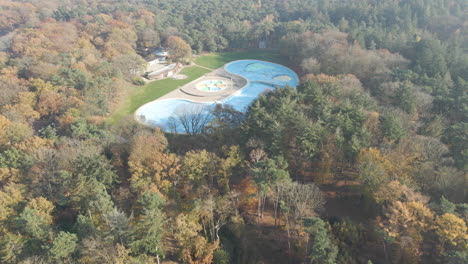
{"left": 0, "top": 0, "right": 466, "bottom": 264}
{"left": 2, "top": 0, "right": 466, "bottom": 54}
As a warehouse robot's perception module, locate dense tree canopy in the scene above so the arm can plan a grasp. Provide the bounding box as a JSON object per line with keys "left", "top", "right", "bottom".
{"left": 0, "top": 0, "right": 466, "bottom": 263}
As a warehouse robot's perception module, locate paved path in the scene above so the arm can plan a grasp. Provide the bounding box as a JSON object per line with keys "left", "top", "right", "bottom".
{"left": 193, "top": 63, "right": 215, "bottom": 71}
{"left": 157, "top": 66, "right": 246, "bottom": 103}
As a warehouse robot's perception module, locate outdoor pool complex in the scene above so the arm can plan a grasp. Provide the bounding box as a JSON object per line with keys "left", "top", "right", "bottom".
{"left": 196, "top": 80, "right": 227, "bottom": 92}
{"left": 135, "top": 60, "right": 299, "bottom": 133}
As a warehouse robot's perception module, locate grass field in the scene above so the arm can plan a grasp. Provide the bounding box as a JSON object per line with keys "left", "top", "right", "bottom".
{"left": 111, "top": 49, "right": 288, "bottom": 122}
{"left": 195, "top": 49, "right": 288, "bottom": 69}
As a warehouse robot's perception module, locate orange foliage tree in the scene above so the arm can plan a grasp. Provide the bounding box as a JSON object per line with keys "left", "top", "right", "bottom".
{"left": 165, "top": 36, "right": 192, "bottom": 63}
{"left": 128, "top": 129, "right": 179, "bottom": 194}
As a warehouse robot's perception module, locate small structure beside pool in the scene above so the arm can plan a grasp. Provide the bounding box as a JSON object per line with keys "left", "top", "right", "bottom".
{"left": 135, "top": 60, "right": 299, "bottom": 133}
{"left": 144, "top": 63, "right": 183, "bottom": 80}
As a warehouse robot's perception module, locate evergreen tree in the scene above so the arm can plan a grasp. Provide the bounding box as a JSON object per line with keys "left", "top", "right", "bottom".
{"left": 304, "top": 217, "right": 338, "bottom": 264}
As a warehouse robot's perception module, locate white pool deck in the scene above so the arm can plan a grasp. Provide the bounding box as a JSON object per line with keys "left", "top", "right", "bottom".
{"left": 157, "top": 66, "right": 248, "bottom": 103}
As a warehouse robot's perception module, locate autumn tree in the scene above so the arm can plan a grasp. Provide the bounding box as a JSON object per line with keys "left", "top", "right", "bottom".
{"left": 165, "top": 36, "right": 192, "bottom": 63}
{"left": 356, "top": 148, "right": 391, "bottom": 196}
{"left": 128, "top": 129, "right": 179, "bottom": 194}
{"left": 374, "top": 180, "right": 429, "bottom": 205}
{"left": 0, "top": 179, "right": 24, "bottom": 223}
{"left": 236, "top": 176, "right": 257, "bottom": 213}
{"left": 434, "top": 213, "right": 468, "bottom": 252}
{"left": 79, "top": 237, "right": 145, "bottom": 264}
{"left": 380, "top": 201, "right": 434, "bottom": 263}
{"left": 103, "top": 26, "right": 138, "bottom": 58}
{"left": 36, "top": 91, "right": 66, "bottom": 117}
{"left": 0, "top": 115, "right": 12, "bottom": 146}
{"left": 214, "top": 145, "right": 244, "bottom": 194}
{"left": 0, "top": 68, "right": 28, "bottom": 107}
{"left": 11, "top": 29, "right": 52, "bottom": 59}
{"left": 179, "top": 149, "right": 219, "bottom": 192}
{"left": 173, "top": 213, "right": 219, "bottom": 264}
{"left": 279, "top": 31, "right": 408, "bottom": 84}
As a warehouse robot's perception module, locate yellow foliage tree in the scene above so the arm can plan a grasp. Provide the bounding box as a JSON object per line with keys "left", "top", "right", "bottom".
{"left": 0, "top": 183, "right": 25, "bottom": 222}
{"left": 218, "top": 145, "right": 243, "bottom": 193}
{"left": 179, "top": 149, "right": 219, "bottom": 189}
{"left": 30, "top": 78, "right": 58, "bottom": 94}
{"left": 0, "top": 168, "right": 20, "bottom": 184}
{"left": 0, "top": 114, "right": 34, "bottom": 146}
{"left": 374, "top": 181, "right": 429, "bottom": 205}
{"left": 174, "top": 213, "right": 219, "bottom": 264}
{"left": 1, "top": 103, "right": 40, "bottom": 123}
{"left": 381, "top": 201, "right": 434, "bottom": 262}
{"left": 128, "top": 130, "right": 179, "bottom": 194}
{"left": 11, "top": 29, "right": 53, "bottom": 58}
{"left": 434, "top": 213, "right": 468, "bottom": 250}
{"left": 103, "top": 27, "right": 137, "bottom": 58}
{"left": 15, "top": 92, "right": 37, "bottom": 107}
{"left": 12, "top": 136, "right": 52, "bottom": 153}
{"left": 27, "top": 197, "right": 55, "bottom": 224}
{"left": 383, "top": 201, "right": 434, "bottom": 238}
{"left": 357, "top": 148, "right": 393, "bottom": 194}
{"left": 0, "top": 115, "right": 12, "bottom": 146}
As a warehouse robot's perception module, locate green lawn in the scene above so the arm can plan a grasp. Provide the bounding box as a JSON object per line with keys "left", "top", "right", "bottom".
{"left": 111, "top": 50, "right": 289, "bottom": 123}
{"left": 111, "top": 66, "right": 210, "bottom": 122}
{"left": 195, "top": 49, "right": 289, "bottom": 69}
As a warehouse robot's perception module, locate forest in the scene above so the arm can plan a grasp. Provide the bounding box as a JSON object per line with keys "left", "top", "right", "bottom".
{"left": 0, "top": 0, "right": 466, "bottom": 263}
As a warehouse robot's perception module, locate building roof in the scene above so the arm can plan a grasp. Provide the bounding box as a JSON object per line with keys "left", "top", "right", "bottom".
{"left": 147, "top": 63, "right": 177, "bottom": 77}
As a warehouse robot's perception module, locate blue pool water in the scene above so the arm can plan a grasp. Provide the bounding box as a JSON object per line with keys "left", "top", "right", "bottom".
{"left": 135, "top": 99, "right": 214, "bottom": 133}
{"left": 135, "top": 60, "right": 299, "bottom": 133}
{"left": 225, "top": 60, "right": 298, "bottom": 89}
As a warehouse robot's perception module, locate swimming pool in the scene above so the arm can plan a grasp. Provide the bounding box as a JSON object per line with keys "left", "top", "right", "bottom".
{"left": 135, "top": 60, "right": 299, "bottom": 133}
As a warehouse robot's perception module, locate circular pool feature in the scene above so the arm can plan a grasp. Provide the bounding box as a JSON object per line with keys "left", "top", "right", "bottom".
{"left": 196, "top": 80, "right": 228, "bottom": 92}
{"left": 273, "top": 74, "right": 292, "bottom": 81}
